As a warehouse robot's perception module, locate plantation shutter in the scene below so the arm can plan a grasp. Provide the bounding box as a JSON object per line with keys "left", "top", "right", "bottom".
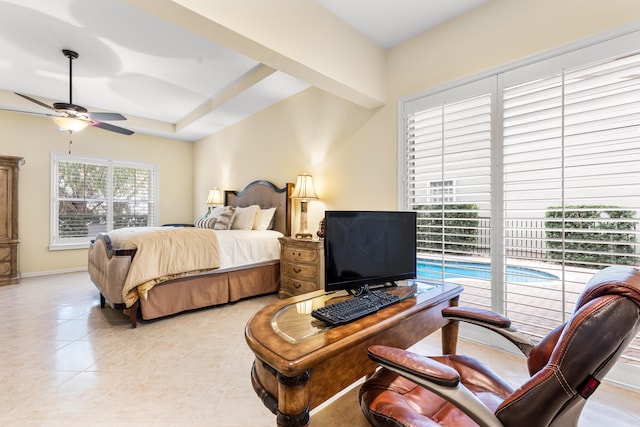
{"left": 502, "top": 71, "right": 566, "bottom": 337}
{"left": 113, "top": 164, "right": 157, "bottom": 229}
{"left": 401, "top": 33, "right": 640, "bottom": 372}
{"left": 54, "top": 158, "right": 109, "bottom": 245}
{"left": 502, "top": 53, "right": 640, "bottom": 362}
{"left": 51, "top": 155, "right": 158, "bottom": 248}
{"left": 403, "top": 80, "right": 493, "bottom": 309}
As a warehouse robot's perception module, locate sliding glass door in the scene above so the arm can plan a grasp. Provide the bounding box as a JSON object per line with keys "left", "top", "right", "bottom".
{"left": 400, "top": 30, "right": 640, "bottom": 369}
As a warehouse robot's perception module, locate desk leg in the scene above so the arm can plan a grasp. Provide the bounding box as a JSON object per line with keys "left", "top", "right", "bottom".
{"left": 276, "top": 370, "right": 310, "bottom": 427}
{"left": 441, "top": 295, "right": 460, "bottom": 354}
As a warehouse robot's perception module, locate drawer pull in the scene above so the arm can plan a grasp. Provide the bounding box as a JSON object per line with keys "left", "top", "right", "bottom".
{"left": 293, "top": 282, "right": 301, "bottom": 288}
{"left": 293, "top": 267, "right": 302, "bottom": 274}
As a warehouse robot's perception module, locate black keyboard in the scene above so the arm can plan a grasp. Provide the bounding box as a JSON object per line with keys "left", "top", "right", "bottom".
{"left": 311, "top": 289, "right": 401, "bottom": 326}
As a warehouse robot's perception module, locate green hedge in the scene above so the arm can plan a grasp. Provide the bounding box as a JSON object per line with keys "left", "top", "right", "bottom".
{"left": 545, "top": 205, "right": 637, "bottom": 267}
{"left": 415, "top": 204, "right": 479, "bottom": 254}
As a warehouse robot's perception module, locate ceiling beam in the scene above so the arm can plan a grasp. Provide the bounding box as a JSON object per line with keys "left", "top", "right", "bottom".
{"left": 176, "top": 63, "right": 276, "bottom": 132}
{"left": 125, "top": 0, "right": 387, "bottom": 109}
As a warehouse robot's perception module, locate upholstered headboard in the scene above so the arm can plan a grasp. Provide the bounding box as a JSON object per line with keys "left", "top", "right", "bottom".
{"left": 225, "top": 180, "right": 294, "bottom": 236}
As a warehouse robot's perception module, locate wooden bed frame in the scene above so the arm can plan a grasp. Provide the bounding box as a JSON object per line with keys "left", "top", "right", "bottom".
{"left": 88, "top": 180, "right": 293, "bottom": 327}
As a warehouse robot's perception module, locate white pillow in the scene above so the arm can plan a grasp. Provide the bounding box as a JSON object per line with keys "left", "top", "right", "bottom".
{"left": 231, "top": 205, "right": 259, "bottom": 230}
{"left": 253, "top": 207, "right": 276, "bottom": 230}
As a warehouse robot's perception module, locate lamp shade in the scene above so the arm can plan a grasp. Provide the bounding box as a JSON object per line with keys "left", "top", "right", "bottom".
{"left": 291, "top": 173, "right": 319, "bottom": 201}
{"left": 206, "top": 187, "right": 224, "bottom": 205}
{"left": 53, "top": 116, "right": 89, "bottom": 132}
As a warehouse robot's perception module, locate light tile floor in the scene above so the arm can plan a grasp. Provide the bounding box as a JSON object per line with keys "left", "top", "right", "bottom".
{"left": 0, "top": 271, "right": 638, "bottom": 426}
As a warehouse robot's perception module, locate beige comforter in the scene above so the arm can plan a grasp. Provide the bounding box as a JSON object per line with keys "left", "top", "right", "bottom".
{"left": 107, "top": 227, "right": 220, "bottom": 307}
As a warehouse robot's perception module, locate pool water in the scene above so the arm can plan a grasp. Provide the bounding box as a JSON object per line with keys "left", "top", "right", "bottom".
{"left": 417, "top": 259, "right": 559, "bottom": 283}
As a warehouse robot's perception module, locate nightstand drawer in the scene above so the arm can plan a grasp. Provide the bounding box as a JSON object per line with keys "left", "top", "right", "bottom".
{"left": 282, "top": 247, "right": 318, "bottom": 263}
{"left": 281, "top": 276, "right": 318, "bottom": 295}
{"left": 283, "top": 262, "right": 317, "bottom": 280}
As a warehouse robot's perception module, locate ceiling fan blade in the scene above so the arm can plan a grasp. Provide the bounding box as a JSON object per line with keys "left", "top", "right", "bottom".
{"left": 15, "top": 92, "right": 56, "bottom": 111}
{"left": 88, "top": 112, "right": 127, "bottom": 121}
{"left": 0, "top": 107, "right": 57, "bottom": 117}
{"left": 91, "top": 120, "right": 134, "bottom": 136}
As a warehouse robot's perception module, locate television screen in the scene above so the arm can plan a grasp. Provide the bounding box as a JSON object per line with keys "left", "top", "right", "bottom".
{"left": 323, "top": 210, "right": 417, "bottom": 292}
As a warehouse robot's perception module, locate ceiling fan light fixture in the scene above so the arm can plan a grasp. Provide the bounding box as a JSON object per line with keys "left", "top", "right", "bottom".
{"left": 53, "top": 116, "right": 89, "bottom": 132}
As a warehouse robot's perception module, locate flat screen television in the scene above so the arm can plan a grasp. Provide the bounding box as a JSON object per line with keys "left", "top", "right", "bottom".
{"left": 323, "top": 210, "right": 417, "bottom": 292}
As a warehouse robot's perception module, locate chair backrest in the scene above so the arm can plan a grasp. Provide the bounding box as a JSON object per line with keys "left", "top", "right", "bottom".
{"left": 495, "top": 266, "right": 640, "bottom": 427}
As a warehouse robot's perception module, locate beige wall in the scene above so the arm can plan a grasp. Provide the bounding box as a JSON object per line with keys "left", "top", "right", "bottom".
{"left": 193, "top": 0, "right": 640, "bottom": 237}
{"left": 192, "top": 87, "right": 382, "bottom": 234}
{"left": 388, "top": 0, "right": 640, "bottom": 99}
{"left": 0, "top": 111, "right": 193, "bottom": 274}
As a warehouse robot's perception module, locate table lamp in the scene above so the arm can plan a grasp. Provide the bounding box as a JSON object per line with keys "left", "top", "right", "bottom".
{"left": 291, "top": 173, "right": 319, "bottom": 239}
{"left": 205, "top": 187, "right": 224, "bottom": 216}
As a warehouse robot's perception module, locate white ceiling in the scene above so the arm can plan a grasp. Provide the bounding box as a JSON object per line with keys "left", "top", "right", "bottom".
{"left": 0, "top": 0, "right": 486, "bottom": 142}
{"left": 317, "top": 0, "right": 486, "bottom": 49}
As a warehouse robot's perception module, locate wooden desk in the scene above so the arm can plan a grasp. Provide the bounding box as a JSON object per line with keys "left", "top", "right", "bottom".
{"left": 245, "top": 282, "right": 463, "bottom": 426}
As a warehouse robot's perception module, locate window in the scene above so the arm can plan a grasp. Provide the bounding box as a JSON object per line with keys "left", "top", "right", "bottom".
{"left": 401, "top": 28, "right": 640, "bottom": 374}
{"left": 51, "top": 154, "right": 158, "bottom": 249}
{"left": 429, "top": 180, "right": 455, "bottom": 203}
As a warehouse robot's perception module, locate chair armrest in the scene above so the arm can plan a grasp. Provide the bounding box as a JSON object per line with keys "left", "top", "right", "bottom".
{"left": 368, "top": 345, "right": 503, "bottom": 427}
{"left": 369, "top": 344, "right": 460, "bottom": 386}
{"left": 442, "top": 307, "right": 535, "bottom": 356}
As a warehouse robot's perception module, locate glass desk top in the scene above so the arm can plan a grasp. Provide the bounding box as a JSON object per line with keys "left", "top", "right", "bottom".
{"left": 271, "top": 280, "right": 440, "bottom": 343}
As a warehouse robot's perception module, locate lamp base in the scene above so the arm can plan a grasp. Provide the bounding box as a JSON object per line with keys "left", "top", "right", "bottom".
{"left": 296, "top": 200, "right": 313, "bottom": 239}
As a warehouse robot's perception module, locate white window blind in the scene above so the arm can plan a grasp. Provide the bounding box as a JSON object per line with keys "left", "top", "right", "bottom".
{"left": 401, "top": 31, "right": 640, "bottom": 373}
{"left": 51, "top": 154, "right": 158, "bottom": 249}
{"left": 112, "top": 165, "right": 157, "bottom": 229}
{"left": 405, "top": 91, "right": 493, "bottom": 310}
{"left": 503, "top": 53, "right": 640, "bottom": 363}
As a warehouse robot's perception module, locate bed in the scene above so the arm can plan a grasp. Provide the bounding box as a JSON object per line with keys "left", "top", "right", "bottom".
{"left": 88, "top": 180, "right": 293, "bottom": 327}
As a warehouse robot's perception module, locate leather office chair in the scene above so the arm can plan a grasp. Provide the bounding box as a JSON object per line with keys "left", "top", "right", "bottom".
{"left": 359, "top": 266, "right": 640, "bottom": 427}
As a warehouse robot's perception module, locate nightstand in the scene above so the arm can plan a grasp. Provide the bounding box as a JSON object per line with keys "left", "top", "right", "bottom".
{"left": 278, "top": 236, "right": 324, "bottom": 298}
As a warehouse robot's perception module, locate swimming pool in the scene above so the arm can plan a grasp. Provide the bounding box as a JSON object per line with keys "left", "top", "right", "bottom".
{"left": 417, "top": 259, "right": 559, "bottom": 283}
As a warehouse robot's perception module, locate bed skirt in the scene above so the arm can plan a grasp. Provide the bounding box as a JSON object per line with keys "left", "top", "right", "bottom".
{"left": 139, "top": 263, "right": 280, "bottom": 320}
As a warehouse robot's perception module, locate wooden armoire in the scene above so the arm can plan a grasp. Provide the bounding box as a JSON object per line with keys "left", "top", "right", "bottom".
{"left": 0, "top": 155, "right": 25, "bottom": 286}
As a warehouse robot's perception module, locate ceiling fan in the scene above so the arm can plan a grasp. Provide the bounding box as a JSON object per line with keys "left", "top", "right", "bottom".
{"left": 7, "top": 49, "right": 134, "bottom": 136}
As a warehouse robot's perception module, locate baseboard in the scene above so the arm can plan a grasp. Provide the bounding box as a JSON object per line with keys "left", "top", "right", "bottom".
{"left": 20, "top": 267, "right": 88, "bottom": 278}
{"left": 604, "top": 362, "right": 640, "bottom": 393}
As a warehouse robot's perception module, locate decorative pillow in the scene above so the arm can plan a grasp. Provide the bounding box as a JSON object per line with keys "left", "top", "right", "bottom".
{"left": 231, "top": 205, "right": 260, "bottom": 230}
{"left": 209, "top": 205, "right": 228, "bottom": 218}
{"left": 253, "top": 207, "right": 276, "bottom": 230}
{"left": 194, "top": 216, "right": 217, "bottom": 229}
{"left": 213, "top": 206, "right": 235, "bottom": 230}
